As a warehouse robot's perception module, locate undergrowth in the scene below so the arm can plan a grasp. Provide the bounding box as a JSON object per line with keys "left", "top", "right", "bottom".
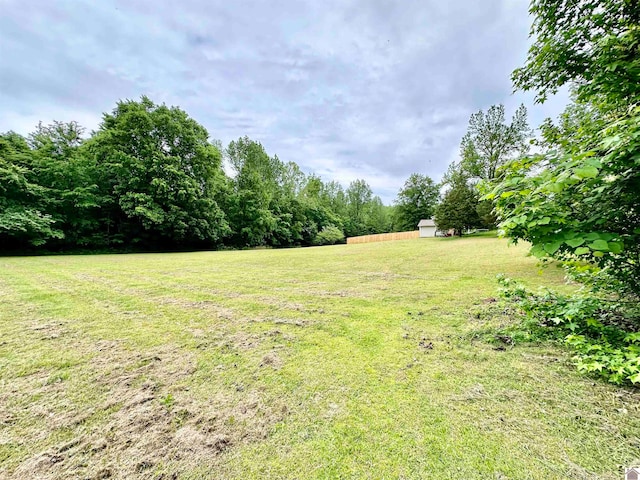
{"left": 489, "top": 274, "right": 640, "bottom": 386}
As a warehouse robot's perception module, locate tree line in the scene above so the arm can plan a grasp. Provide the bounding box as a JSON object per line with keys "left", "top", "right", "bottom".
{"left": 3, "top": 91, "right": 525, "bottom": 253}
{"left": 1, "top": 98, "right": 408, "bottom": 252}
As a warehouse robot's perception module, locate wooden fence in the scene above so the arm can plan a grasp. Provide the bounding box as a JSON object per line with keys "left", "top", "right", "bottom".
{"left": 346, "top": 230, "right": 420, "bottom": 244}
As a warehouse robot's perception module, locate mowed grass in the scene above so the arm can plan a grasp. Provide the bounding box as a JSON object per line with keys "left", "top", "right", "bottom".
{"left": 0, "top": 236, "right": 639, "bottom": 479}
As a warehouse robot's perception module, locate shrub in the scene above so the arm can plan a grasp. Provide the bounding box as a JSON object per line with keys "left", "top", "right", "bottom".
{"left": 314, "top": 225, "right": 345, "bottom": 246}
{"left": 497, "top": 275, "right": 640, "bottom": 386}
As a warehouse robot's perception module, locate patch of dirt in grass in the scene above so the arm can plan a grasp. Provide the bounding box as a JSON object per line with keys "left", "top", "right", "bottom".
{"left": 193, "top": 328, "right": 294, "bottom": 355}
{"left": 30, "top": 320, "right": 69, "bottom": 340}
{"left": 259, "top": 299, "right": 309, "bottom": 312}
{"left": 214, "top": 332, "right": 263, "bottom": 351}
{"left": 306, "top": 288, "right": 371, "bottom": 300}
{"left": 6, "top": 340, "right": 288, "bottom": 479}
{"left": 272, "top": 317, "right": 308, "bottom": 327}
{"left": 158, "top": 298, "right": 235, "bottom": 320}
{"left": 451, "top": 383, "right": 488, "bottom": 402}
{"left": 362, "top": 271, "right": 416, "bottom": 280}
{"left": 323, "top": 402, "right": 343, "bottom": 419}
{"left": 259, "top": 352, "right": 282, "bottom": 369}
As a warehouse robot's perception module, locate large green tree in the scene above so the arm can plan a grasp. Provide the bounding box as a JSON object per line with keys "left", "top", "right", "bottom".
{"left": 393, "top": 173, "right": 439, "bottom": 231}
{"left": 225, "top": 136, "right": 278, "bottom": 247}
{"left": 299, "top": 175, "right": 344, "bottom": 245}
{"left": 0, "top": 133, "right": 63, "bottom": 247}
{"left": 344, "top": 179, "right": 373, "bottom": 237}
{"left": 487, "top": 0, "right": 640, "bottom": 385}
{"left": 434, "top": 170, "right": 481, "bottom": 236}
{"left": 513, "top": 0, "right": 640, "bottom": 106}
{"left": 488, "top": 0, "right": 640, "bottom": 297}
{"left": 460, "top": 104, "right": 530, "bottom": 182}
{"left": 365, "top": 196, "right": 393, "bottom": 234}
{"left": 88, "top": 97, "right": 229, "bottom": 247}
{"left": 27, "top": 121, "right": 102, "bottom": 247}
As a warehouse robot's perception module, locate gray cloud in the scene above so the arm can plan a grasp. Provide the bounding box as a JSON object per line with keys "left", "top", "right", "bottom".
{"left": 0, "top": 0, "right": 568, "bottom": 202}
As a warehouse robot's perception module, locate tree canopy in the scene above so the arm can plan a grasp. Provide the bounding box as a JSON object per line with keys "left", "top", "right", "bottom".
{"left": 488, "top": 0, "right": 640, "bottom": 297}
{"left": 460, "top": 104, "right": 530, "bottom": 182}
{"left": 485, "top": 0, "right": 640, "bottom": 385}
{"left": 512, "top": 0, "right": 640, "bottom": 106}
{"left": 0, "top": 98, "right": 396, "bottom": 252}
{"left": 434, "top": 169, "right": 481, "bottom": 236}
{"left": 0, "top": 133, "right": 63, "bottom": 247}
{"left": 393, "top": 173, "right": 439, "bottom": 231}
{"left": 87, "top": 97, "right": 229, "bottom": 248}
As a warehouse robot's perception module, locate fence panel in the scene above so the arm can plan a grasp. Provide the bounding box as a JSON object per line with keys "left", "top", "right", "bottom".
{"left": 346, "top": 230, "right": 420, "bottom": 244}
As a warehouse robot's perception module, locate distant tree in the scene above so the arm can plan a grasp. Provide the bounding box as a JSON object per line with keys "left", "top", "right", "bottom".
{"left": 434, "top": 170, "right": 481, "bottom": 236}
{"left": 279, "top": 161, "right": 306, "bottom": 199}
{"left": 27, "top": 121, "right": 102, "bottom": 247}
{"left": 460, "top": 104, "right": 530, "bottom": 182}
{"left": 226, "top": 138, "right": 320, "bottom": 247}
{"left": 393, "top": 173, "right": 439, "bottom": 231}
{"left": 344, "top": 179, "right": 373, "bottom": 237}
{"left": 28, "top": 121, "right": 84, "bottom": 155}
{"left": 321, "top": 180, "right": 348, "bottom": 220}
{"left": 88, "top": 97, "right": 229, "bottom": 247}
{"left": 225, "top": 136, "right": 278, "bottom": 247}
{"left": 299, "top": 175, "right": 343, "bottom": 245}
{"left": 346, "top": 179, "right": 372, "bottom": 220}
{"left": 0, "top": 133, "right": 63, "bottom": 247}
{"left": 365, "top": 196, "right": 392, "bottom": 234}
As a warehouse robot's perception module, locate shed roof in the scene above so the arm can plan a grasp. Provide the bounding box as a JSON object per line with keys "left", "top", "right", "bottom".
{"left": 417, "top": 219, "right": 436, "bottom": 227}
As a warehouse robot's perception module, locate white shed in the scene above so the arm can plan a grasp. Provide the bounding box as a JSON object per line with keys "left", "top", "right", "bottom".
{"left": 418, "top": 219, "right": 437, "bottom": 237}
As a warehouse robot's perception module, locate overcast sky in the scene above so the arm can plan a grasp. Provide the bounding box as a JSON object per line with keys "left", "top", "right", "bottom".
{"left": 0, "top": 0, "right": 568, "bottom": 203}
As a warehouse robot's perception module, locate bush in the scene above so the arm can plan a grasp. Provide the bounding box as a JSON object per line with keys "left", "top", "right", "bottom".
{"left": 314, "top": 225, "right": 345, "bottom": 246}
{"left": 496, "top": 275, "right": 640, "bottom": 386}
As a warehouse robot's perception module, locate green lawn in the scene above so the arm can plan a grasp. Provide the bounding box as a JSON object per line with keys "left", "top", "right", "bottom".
{"left": 0, "top": 236, "right": 638, "bottom": 479}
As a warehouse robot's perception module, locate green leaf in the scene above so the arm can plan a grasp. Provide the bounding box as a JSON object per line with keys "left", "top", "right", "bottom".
{"left": 583, "top": 158, "right": 602, "bottom": 169}
{"left": 588, "top": 362, "right": 605, "bottom": 372}
{"left": 601, "top": 135, "right": 621, "bottom": 149}
{"left": 588, "top": 239, "right": 609, "bottom": 251}
{"left": 544, "top": 182, "right": 563, "bottom": 193}
{"left": 575, "top": 247, "right": 590, "bottom": 255}
{"left": 608, "top": 242, "right": 623, "bottom": 254}
{"left": 573, "top": 166, "right": 599, "bottom": 179}
{"left": 530, "top": 244, "right": 546, "bottom": 258}
{"left": 538, "top": 217, "right": 551, "bottom": 225}
{"left": 624, "top": 333, "right": 640, "bottom": 344}
{"left": 586, "top": 318, "right": 602, "bottom": 328}
{"left": 544, "top": 241, "right": 563, "bottom": 255}
{"left": 565, "top": 238, "right": 585, "bottom": 248}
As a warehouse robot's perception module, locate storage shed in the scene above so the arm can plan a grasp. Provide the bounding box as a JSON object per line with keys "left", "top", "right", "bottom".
{"left": 417, "top": 219, "right": 437, "bottom": 237}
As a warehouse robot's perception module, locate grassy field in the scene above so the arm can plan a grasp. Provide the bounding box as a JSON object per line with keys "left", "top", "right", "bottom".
{"left": 0, "top": 235, "right": 639, "bottom": 479}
